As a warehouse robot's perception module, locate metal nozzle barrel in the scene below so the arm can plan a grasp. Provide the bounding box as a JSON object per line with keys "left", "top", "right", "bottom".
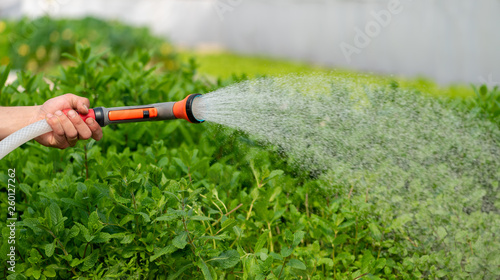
{"left": 62, "top": 94, "right": 204, "bottom": 127}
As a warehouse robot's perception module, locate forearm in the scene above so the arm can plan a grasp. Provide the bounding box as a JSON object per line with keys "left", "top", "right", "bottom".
{"left": 0, "top": 105, "right": 42, "bottom": 140}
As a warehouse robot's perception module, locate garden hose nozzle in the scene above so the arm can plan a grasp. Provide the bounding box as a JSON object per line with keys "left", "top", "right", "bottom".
{"left": 62, "top": 94, "right": 204, "bottom": 127}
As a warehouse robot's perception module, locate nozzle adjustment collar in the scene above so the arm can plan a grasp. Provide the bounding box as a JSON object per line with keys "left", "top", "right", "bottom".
{"left": 185, "top": 94, "right": 204, "bottom": 123}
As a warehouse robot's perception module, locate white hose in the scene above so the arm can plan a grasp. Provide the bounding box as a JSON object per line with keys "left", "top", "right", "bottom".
{"left": 0, "top": 120, "right": 52, "bottom": 160}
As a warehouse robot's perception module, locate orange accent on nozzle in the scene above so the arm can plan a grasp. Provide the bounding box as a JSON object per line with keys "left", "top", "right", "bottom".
{"left": 173, "top": 96, "right": 190, "bottom": 122}
{"left": 173, "top": 94, "right": 203, "bottom": 123}
{"left": 62, "top": 108, "right": 96, "bottom": 122}
{"left": 108, "top": 108, "right": 157, "bottom": 121}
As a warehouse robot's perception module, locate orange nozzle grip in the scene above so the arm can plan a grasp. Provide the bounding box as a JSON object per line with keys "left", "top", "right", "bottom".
{"left": 108, "top": 108, "right": 158, "bottom": 121}
{"left": 173, "top": 96, "right": 190, "bottom": 122}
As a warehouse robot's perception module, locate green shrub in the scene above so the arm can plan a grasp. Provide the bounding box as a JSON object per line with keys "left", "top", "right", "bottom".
{"left": 464, "top": 84, "right": 500, "bottom": 125}
{"left": 0, "top": 17, "right": 178, "bottom": 72}
{"left": 0, "top": 45, "right": 434, "bottom": 279}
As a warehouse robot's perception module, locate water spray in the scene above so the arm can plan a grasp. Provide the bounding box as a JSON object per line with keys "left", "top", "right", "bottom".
{"left": 0, "top": 94, "right": 204, "bottom": 160}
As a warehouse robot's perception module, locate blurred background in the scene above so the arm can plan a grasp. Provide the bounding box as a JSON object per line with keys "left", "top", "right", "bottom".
{"left": 1, "top": 0, "right": 499, "bottom": 87}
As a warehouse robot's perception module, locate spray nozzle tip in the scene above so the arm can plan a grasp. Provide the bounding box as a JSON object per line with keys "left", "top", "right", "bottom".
{"left": 173, "top": 94, "right": 204, "bottom": 123}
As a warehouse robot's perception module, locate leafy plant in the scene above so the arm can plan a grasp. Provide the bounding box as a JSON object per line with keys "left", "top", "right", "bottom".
{"left": 0, "top": 17, "right": 178, "bottom": 72}
{"left": 466, "top": 84, "right": 500, "bottom": 124}
{"left": 0, "top": 44, "right": 418, "bottom": 280}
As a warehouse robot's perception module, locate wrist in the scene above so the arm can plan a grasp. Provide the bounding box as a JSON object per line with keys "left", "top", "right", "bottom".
{"left": 27, "top": 105, "right": 44, "bottom": 125}
{"left": 0, "top": 105, "right": 44, "bottom": 140}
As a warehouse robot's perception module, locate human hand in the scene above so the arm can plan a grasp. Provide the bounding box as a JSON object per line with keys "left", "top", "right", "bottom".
{"left": 34, "top": 94, "right": 103, "bottom": 149}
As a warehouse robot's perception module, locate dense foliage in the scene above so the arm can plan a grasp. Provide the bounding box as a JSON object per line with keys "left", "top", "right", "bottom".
{"left": 0, "top": 17, "right": 177, "bottom": 72}
{"left": 0, "top": 44, "right": 416, "bottom": 280}
{"left": 465, "top": 84, "right": 500, "bottom": 125}
{"left": 0, "top": 18, "right": 498, "bottom": 280}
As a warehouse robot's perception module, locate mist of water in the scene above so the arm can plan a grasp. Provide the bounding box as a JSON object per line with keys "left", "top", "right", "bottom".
{"left": 193, "top": 74, "right": 500, "bottom": 275}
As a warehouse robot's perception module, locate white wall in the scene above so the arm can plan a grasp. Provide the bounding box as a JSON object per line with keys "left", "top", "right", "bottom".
{"left": 10, "top": 0, "right": 500, "bottom": 85}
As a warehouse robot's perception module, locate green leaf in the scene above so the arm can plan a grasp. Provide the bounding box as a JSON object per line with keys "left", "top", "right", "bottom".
{"left": 93, "top": 232, "right": 111, "bottom": 243}
{"left": 281, "top": 247, "right": 293, "bottom": 258}
{"left": 88, "top": 211, "right": 100, "bottom": 232}
{"left": 45, "top": 241, "right": 56, "bottom": 257}
{"left": 22, "top": 218, "right": 42, "bottom": 234}
{"left": 173, "top": 158, "right": 189, "bottom": 174}
{"left": 120, "top": 166, "right": 130, "bottom": 178}
{"left": 68, "top": 225, "right": 80, "bottom": 239}
{"left": 361, "top": 250, "right": 375, "bottom": 271}
{"left": 198, "top": 235, "right": 227, "bottom": 241}
{"left": 0, "top": 64, "right": 11, "bottom": 94}
{"left": 155, "top": 213, "right": 178, "bottom": 222}
{"left": 369, "top": 223, "right": 382, "bottom": 241}
{"left": 213, "top": 250, "right": 240, "bottom": 269}
{"left": 292, "top": 231, "right": 305, "bottom": 247}
{"left": 375, "top": 258, "right": 386, "bottom": 270}
{"left": 479, "top": 84, "right": 487, "bottom": 95}
{"left": 47, "top": 203, "right": 62, "bottom": 229}
{"left": 32, "top": 267, "right": 41, "bottom": 279}
{"left": 287, "top": 259, "right": 306, "bottom": 270}
{"left": 338, "top": 219, "right": 356, "bottom": 229}
{"left": 119, "top": 214, "right": 135, "bottom": 226}
{"left": 318, "top": 258, "right": 334, "bottom": 267}
{"left": 167, "top": 264, "right": 194, "bottom": 280}
{"left": 137, "top": 212, "right": 151, "bottom": 223}
{"left": 333, "top": 234, "right": 349, "bottom": 245}
{"left": 173, "top": 231, "right": 188, "bottom": 249}
{"left": 190, "top": 215, "right": 213, "bottom": 221}
{"left": 81, "top": 249, "right": 99, "bottom": 271}
{"left": 272, "top": 208, "right": 285, "bottom": 222}
{"left": 28, "top": 248, "right": 42, "bottom": 264}
{"left": 70, "top": 258, "right": 84, "bottom": 267}
{"left": 151, "top": 245, "right": 177, "bottom": 261}
{"left": 75, "top": 222, "right": 93, "bottom": 242}
{"left": 152, "top": 186, "right": 162, "bottom": 200}
{"left": 60, "top": 198, "right": 86, "bottom": 209}
{"left": 268, "top": 169, "right": 284, "bottom": 180}
{"left": 255, "top": 230, "right": 268, "bottom": 253}
{"left": 6, "top": 272, "right": 23, "bottom": 280}
{"left": 233, "top": 226, "right": 243, "bottom": 238}
{"left": 219, "top": 218, "right": 237, "bottom": 233}
{"left": 436, "top": 269, "right": 448, "bottom": 277}
{"left": 197, "top": 259, "right": 214, "bottom": 280}
{"left": 437, "top": 226, "right": 447, "bottom": 239}
{"left": 110, "top": 188, "right": 131, "bottom": 204}
{"left": 285, "top": 229, "right": 293, "bottom": 242}
{"left": 61, "top": 53, "right": 78, "bottom": 62}
{"left": 18, "top": 183, "right": 31, "bottom": 197}
{"left": 121, "top": 234, "right": 135, "bottom": 244}
{"left": 43, "top": 266, "right": 57, "bottom": 278}
{"left": 259, "top": 255, "right": 274, "bottom": 272}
